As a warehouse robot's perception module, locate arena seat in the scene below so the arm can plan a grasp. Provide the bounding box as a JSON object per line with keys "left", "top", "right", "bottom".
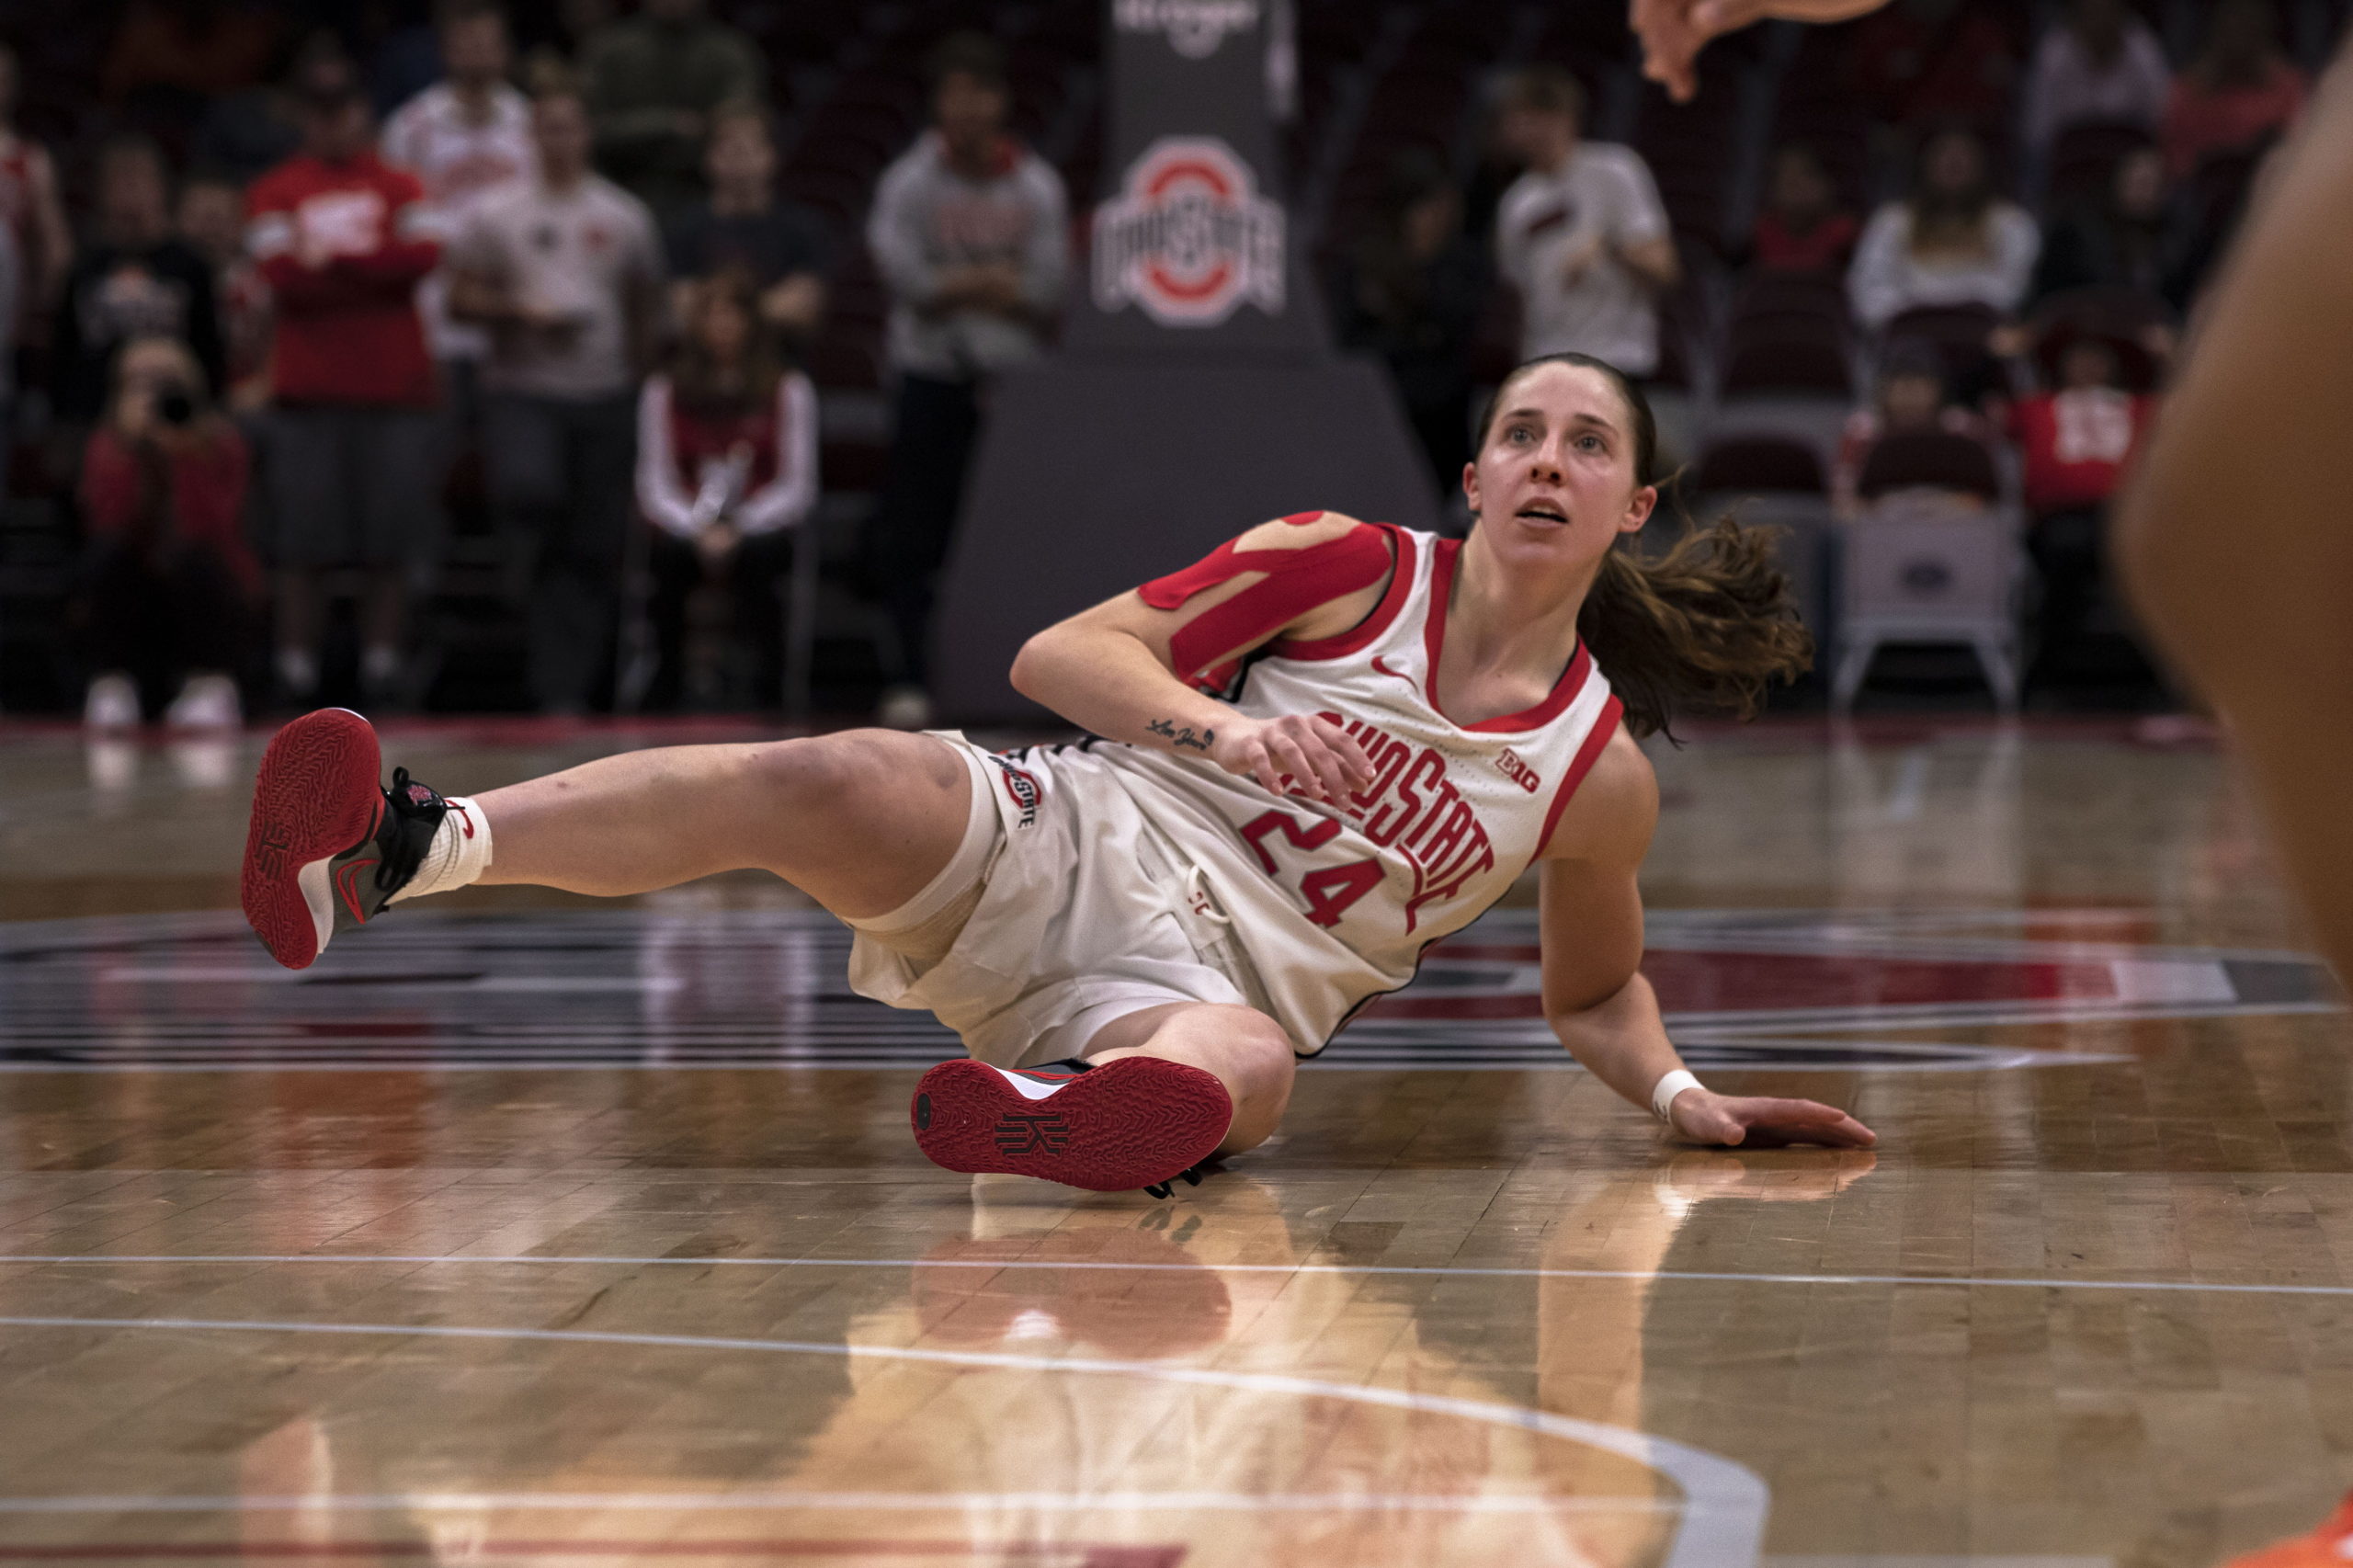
{"left": 1833, "top": 492, "right": 2026, "bottom": 712}
{"left": 1856, "top": 430, "right": 2002, "bottom": 505}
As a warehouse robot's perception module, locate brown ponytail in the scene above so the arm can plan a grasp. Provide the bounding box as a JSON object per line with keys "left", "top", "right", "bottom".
{"left": 1477, "top": 353, "right": 1813, "bottom": 739}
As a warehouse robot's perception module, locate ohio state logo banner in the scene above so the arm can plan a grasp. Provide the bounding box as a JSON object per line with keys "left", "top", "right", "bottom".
{"left": 1093, "top": 136, "right": 1286, "bottom": 327}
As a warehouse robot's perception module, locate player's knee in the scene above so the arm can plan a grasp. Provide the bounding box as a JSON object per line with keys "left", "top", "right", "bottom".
{"left": 745, "top": 731, "right": 900, "bottom": 827}
{"left": 1203, "top": 1008, "right": 1295, "bottom": 1153}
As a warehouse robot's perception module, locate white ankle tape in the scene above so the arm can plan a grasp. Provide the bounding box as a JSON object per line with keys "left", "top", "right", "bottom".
{"left": 389, "top": 796, "right": 494, "bottom": 903}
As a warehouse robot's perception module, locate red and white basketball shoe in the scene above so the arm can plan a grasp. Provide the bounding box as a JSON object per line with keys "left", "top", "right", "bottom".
{"left": 910, "top": 1056, "right": 1233, "bottom": 1195}
{"left": 2222, "top": 1494, "right": 2353, "bottom": 1566}
{"left": 241, "top": 708, "right": 454, "bottom": 970}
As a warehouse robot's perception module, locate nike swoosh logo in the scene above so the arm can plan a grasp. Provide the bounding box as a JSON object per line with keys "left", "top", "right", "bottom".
{"left": 335, "top": 858, "right": 379, "bottom": 922}
{"left": 1370, "top": 655, "right": 1419, "bottom": 692}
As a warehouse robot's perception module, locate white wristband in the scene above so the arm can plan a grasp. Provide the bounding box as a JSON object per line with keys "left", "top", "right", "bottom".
{"left": 1651, "top": 1069, "right": 1703, "bottom": 1123}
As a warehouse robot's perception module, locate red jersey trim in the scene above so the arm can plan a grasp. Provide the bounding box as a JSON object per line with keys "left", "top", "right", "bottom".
{"left": 1142, "top": 519, "right": 1395, "bottom": 684}
{"left": 1531, "top": 695, "right": 1626, "bottom": 862}
{"left": 1266, "top": 524, "right": 1415, "bottom": 662}
{"left": 1420, "top": 537, "right": 1595, "bottom": 733}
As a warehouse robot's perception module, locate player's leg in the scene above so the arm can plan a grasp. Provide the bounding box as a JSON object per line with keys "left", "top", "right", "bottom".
{"left": 1078, "top": 1001, "right": 1297, "bottom": 1154}
{"left": 908, "top": 1002, "right": 1295, "bottom": 1194}
{"left": 243, "top": 707, "right": 972, "bottom": 968}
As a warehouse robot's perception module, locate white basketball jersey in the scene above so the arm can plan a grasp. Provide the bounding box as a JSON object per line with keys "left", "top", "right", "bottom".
{"left": 1098, "top": 525, "right": 1624, "bottom": 1052}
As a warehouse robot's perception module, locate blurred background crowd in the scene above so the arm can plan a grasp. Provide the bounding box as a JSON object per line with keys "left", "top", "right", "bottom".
{"left": 0, "top": 0, "right": 2338, "bottom": 730}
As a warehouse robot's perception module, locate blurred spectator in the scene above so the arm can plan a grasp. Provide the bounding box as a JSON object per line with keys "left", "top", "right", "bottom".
{"left": 53, "top": 136, "right": 226, "bottom": 430}
{"left": 2021, "top": 0, "right": 2170, "bottom": 155}
{"left": 176, "top": 170, "right": 273, "bottom": 413}
{"left": 1849, "top": 127, "right": 2039, "bottom": 332}
{"left": 863, "top": 31, "right": 1067, "bottom": 731}
{"left": 636, "top": 276, "right": 816, "bottom": 710}
{"left": 1848, "top": 0, "right": 2020, "bottom": 135}
{"left": 2163, "top": 0, "right": 2307, "bottom": 180}
{"left": 2028, "top": 145, "right": 2177, "bottom": 309}
{"left": 663, "top": 104, "right": 830, "bottom": 353}
{"left": 448, "top": 86, "right": 665, "bottom": 715}
{"left": 102, "top": 0, "right": 283, "bottom": 108}
{"left": 1493, "top": 66, "right": 1678, "bottom": 376}
{"left": 1747, "top": 144, "right": 1859, "bottom": 276}
{"left": 1332, "top": 150, "right": 1485, "bottom": 501}
{"left": 1831, "top": 341, "right": 1997, "bottom": 517}
{"left": 247, "top": 63, "right": 442, "bottom": 705}
{"left": 198, "top": 30, "right": 348, "bottom": 186}
{"left": 0, "top": 219, "right": 18, "bottom": 483}
{"left": 0, "top": 42, "right": 73, "bottom": 320}
{"left": 580, "top": 0, "right": 762, "bottom": 219}
{"left": 74, "top": 335, "right": 256, "bottom": 730}
{"left": 381, "top": 0, "right": 535, "bottom": 446}
{"left": 2006, "top": 335, "right": 2156, "bottom": 687}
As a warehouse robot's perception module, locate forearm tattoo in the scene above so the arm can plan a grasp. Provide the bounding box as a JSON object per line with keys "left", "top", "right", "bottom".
{"left": 1147, "top": 717, "right": 1213, "bottom": 752}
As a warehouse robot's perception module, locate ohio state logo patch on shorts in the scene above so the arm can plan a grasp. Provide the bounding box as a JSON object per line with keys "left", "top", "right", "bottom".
{"left": 1092, "top": 136, "right": 1285, "bottom": 326}
{"left": 990, "top": 756, "right": 1043, "bottom": 829}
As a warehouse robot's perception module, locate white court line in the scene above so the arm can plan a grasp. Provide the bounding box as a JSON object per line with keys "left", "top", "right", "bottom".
{"left": 0, "top": 1491, "right": 1677, "bottom": 1517}
{"left": 0, "top": 1314, "right": 1766, "bottom": 1568}
{"left": 2, "top": 1254, "right": 2347, "bottom": 1299}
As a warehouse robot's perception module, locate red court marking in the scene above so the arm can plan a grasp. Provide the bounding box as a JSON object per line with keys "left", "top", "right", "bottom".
{"left": 0, "top": 1541, "right": 1184, "bottom": 1565}
{"left": 1365, "top": 949, "right": 2121, "bottom": 1020}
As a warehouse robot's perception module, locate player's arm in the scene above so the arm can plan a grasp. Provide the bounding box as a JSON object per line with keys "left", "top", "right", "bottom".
{"left": 1630, "top": 0, "right": 1893, "bottom": 102}
{"left": 2114, "top": 43, "right": 2353, "bottom": 982}
{"left": 1009, "top": 511, "right": 1388, "bottom": 801}
{"left": 1540, "top": 730, "right": 1876, "bottom": 1147}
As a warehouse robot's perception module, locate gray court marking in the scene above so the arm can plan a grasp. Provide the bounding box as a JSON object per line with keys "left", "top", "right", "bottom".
{"left": 3, "top": 1254, "right": 2348, "bottom": 1299}
{"left": 0, "top": 1313, "right": 1766, "bottom": 1568}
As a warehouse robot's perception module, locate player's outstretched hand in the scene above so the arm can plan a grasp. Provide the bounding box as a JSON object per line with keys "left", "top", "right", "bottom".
{"left": 1667, "top": 1088, "right": 1877, "bottom": 1148}
{"left": 1630, "top": 0, "right": 1892, "bottom": 102}
{"left": 1209, "top": 712, "right": 1378, "bottom": 804}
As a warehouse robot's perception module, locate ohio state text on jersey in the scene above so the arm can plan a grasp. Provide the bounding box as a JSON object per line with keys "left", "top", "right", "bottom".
{"left": 1100, "top": 524, "right": 1623, "bottom": 1052}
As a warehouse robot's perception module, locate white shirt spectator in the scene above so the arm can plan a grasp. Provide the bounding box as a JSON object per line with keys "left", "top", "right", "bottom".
{"left": 635, "top": 370, "right": 818, "bottom": 540}
{"left": 448, "top": 173, "right": 663, "bottom": 400}
{"left": 381, "top": 81, "right": 536, "bottom": 361}
{"left": 1847, "top": 202, "right": 2041, "bottom": 330}
{"left": 867, "top": 131, "right": 1068, "bottom": 381}
{"left": 2022, "top": 20, "right": 2173, "bottom": 152}
{"left": 1495, "top": 142, "right": 1673, "bottom": 376}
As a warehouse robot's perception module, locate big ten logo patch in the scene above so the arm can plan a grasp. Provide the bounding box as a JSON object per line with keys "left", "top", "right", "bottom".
{"left": 1496, "top": 748, "right": 1541, "bottom": 794}
{"left": 991, "top": 756, "right": 1043, "bottom": 829}
{"left": 1093, "top": 137, "right": 1285, "bottom": 327}
{"left": 1113, "top": 0, "right": 1259, "bottom": 57}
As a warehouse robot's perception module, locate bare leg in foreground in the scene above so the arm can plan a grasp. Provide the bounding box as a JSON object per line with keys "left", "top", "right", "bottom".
{"left": 469, "top": 730, "right": 1287, "bottom": 1140}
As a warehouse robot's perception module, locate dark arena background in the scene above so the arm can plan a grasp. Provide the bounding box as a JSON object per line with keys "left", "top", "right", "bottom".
{"left": 4, "top": 1, "right": 2353, "bottom": 1565}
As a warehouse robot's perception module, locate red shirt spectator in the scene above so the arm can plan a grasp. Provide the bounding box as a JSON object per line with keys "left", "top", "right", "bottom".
{"left": 1754, "top": 210, "right": 1861, "bottom": 275}
{"left": 2006, "top": 367, "right": 2156, "bottom": 516}
{"left": 245, "top": 146, "right": 439, "bottom": 406}
{"left": 2164, "top": 58, "right": 2305, "bottom": 177}
{"left": 1848, "top": 3, "right": 2020, "bottom": 131}
{"left": 80, "top": 417, "right": 259, "bottom": 595}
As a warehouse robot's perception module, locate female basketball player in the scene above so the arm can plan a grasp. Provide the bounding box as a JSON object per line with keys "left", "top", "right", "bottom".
{"left": 239, "top": 352, "right": 1876, "bottom": 1194}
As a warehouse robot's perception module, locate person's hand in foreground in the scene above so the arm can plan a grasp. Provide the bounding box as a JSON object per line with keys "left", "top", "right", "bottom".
{"left": 1631, "top": 0, "right": 1892, "bottom": 102}
{"left": 1668, "top": 1088, "right": 1878, "bottom": 1147}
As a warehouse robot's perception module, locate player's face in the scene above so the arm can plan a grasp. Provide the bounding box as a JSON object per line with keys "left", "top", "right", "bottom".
{"left": 1461, "top": 362, "right": 1655, "bottom": 568}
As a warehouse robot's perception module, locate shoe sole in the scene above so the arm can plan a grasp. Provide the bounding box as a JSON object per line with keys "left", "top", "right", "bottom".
{"left": 241, "top": 709, "right": 382, "bottom": 970}
{"left": 910, "top": 1056, "right": 1233, "bottom": 1192}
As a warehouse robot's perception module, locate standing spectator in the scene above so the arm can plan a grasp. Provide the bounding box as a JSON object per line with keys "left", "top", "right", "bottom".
{"left": 447, "top": 85, "right": 665, "bottom": 715}
{"left": 198, "top": 31, "right": 348, "bottom": 187}
{"left": 2021, "top": 0, "right": 2171, "bottom": 156}
{"left": 863, "top": 31, "right": 1067, "bottom": 731}
{"left": 1747, "top": 143, "right": 1860, "bottom": 276}
{"left": 381, "top": 0, "right": 536, "bottom": 410}
{"left": 0, "top": 42, "right": 72, "bottom": 324}
{"left": 1493, "top": 66, "right": 1679, "bottom": 378}
{"left": 176, "top": 171, "right": 273, "bottom": 413}
{"left": 53, "top": 137, "right": 226, "bottom": 430}
{"left": 247, "top": 65, "right": 443, "bottom": 705}
{"left": 74, "top": 335, "right": 257, "bottom": 730}
{"left": 2007, "top": 335, "right": 2157, "bottom": 688}
{"left": 1848, "top": 126, "right": 2039, "bottom": 332}
{"left": 2162, "top": 0, "right": 2307, "bottom": 179}
{"left": 1331, "top": 149, "right": 1486, "bottom": 500}
{"left": 636, "top": 276, "right": 817, "bottom": 710}
{"left": 662, "top": 104, "right": 830, "bottom": 352}
{"left": 579, "top": 0, "right": 762, "bottom": 220}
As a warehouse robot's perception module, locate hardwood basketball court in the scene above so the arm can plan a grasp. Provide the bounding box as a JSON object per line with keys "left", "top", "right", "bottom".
{"left": 1, "top": 716, "right": 2345, "bottom": 1567}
